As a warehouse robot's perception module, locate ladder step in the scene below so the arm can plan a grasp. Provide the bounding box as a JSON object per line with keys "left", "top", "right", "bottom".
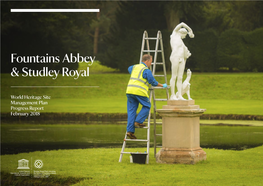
{"left": 153, "top": 86, "right": 170, "bottom": 89}
{"left": 154, "top": 75, "right": 165, "bottom": 77}
{"left": 155, "top": 122, "right": 162, "bottom": 125}
{"left": 154, "top": 99, "right": 168, "bottom": 101}
{"left": 151, "top": 62, "right": 164, "bottom": 65}
{"left": 136, "top": 127, "right": 149, "bottom": 129}
{"left": 120, "top": 152, "right": 133, "bottom": 154}
{"left": 121, "top": 152, "right": 148, "bottom": 154}
{"left": 155, "top": 134, "right": 162, "bottom": 136}
{"left": 143, "top": 50, "right": 162, "bottom": 53}
{"left": 145, "top": 37, "right": 157, "bottom": 40}
{"left": 156, "top": 146, "right": 162, "bottom": 148}
{"left": 125, "top": 139, "right": 148, "bottom": 142}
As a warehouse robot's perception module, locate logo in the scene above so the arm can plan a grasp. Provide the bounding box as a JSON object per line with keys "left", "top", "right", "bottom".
{"left": 17, "top": 159, "right": 30, "bottom": 169}
{"left": 34, "top": 160, "right": 43, "bottom": 169}
{"left": 12, "top": 158, "right": 56, "bottom": 178}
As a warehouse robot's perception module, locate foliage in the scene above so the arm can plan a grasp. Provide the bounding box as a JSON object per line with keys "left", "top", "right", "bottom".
{"left": 229, "top": 1, "right": 263, "bottom": 31}
{"left": 217, "top": 29, "right": 245, "bottom": 71}
{"left": 161, "top": 1, "right": 206, "bottom": 31}
{"left": 1, "top": 1, "right": 97, "bottom": 72}
{"left": 204, "top": 1, "right": 263, "bottom": 33}
{"left": 78, "top": 60, "right": 119, "bottom": 73}
{"left": 243, "top": 28, "right": 263, "bottom": 72}
{"left": 217, "top": 28, "right": 263, "bottom": 72}
{"left": 101, "top": 29, "right": 143, "bottom": 72}
{"left": 186, "top": 29, "right": 218, "bottom": 72}
{"left": 2, "top": 1, "right": 263, "bottom": 73}
{"left": 203, "top": 1, "right": 233, "bottom": 34}
{"left": 100, "top": 1, "right": 167, "bottom": 72}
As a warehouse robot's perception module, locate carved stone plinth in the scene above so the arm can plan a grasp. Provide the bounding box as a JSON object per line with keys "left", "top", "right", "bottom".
{"left": 156, "top": 100, "right": 207, "bottom": 164}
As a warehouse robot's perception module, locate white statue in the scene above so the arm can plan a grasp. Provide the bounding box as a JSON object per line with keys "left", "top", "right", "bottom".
{"left": 175, "top": 69, "right": 192, "bottom": 100}
{"left": 169, "top": 22, "right": 194, "bottom": 100}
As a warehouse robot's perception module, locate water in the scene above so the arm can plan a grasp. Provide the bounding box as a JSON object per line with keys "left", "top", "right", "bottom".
{"left": 1, "top": 123, "right": 263, "bottom": 155}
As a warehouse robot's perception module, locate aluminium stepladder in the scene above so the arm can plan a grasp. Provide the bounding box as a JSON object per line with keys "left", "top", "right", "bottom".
{"left": 119, "top": 30, "right": 169, "bottom": 164}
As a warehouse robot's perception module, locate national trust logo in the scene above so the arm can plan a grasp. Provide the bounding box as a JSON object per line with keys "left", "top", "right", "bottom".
{"left": 34, "top": 159, "right": 43, "bottom": 169}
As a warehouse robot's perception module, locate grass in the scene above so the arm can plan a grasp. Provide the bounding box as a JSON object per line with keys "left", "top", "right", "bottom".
{"left": 1, "top": 146, "right": 263, "bottom": 185}
{"left": 1, "top": 73, "right": 263, "bottom": 115}
{"left": 1, "top": 172, "right": 87, "bottom": 186}
{"left": 2, "top": 73, "right": 263, "bottom": 100}
{"left": 2, "top": 98, "right": 263, "bottom": 115}
{"left": 78, "top": 60, "right": 119, "bottom": 73}
{"left": 1, "top": 64, "right": 263, "bottom": 185}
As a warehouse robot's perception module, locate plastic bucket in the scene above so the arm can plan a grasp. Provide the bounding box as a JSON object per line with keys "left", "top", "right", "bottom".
{"left": 130, "top": 153, "right": 147, "bottom": 164}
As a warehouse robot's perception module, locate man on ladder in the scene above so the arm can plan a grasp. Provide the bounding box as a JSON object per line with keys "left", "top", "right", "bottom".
{"left": 126, "top": 54, "right": 167, "bottom": 139}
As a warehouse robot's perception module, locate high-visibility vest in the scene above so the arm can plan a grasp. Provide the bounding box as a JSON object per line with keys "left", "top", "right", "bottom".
{"left": 126, "top": 64, "right": 149, "bottom": 97}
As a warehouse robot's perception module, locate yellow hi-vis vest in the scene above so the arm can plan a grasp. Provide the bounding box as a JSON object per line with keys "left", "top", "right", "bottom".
{"left": 126, "top": 64, "right": 149, "bottom": 97}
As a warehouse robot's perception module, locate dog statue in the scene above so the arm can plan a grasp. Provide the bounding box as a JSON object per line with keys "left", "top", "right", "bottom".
{"left": 175, "top": 69, "right": 192, "bottom": 100}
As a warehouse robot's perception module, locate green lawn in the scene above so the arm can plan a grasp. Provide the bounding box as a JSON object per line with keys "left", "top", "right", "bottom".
{"left": 2, "top": 73, "right": 263, "bottom": 100}
{"left": 1, "top": 71, "right": 263, "bottom": 185}
{"left": 1, "top": 146, "right": 263, "bottom": 185}
{"left": 1, "top": 73, "right": 263, "bottom": 115}
{"left": 2, "top": 98, "right": 263, "bottom": 115}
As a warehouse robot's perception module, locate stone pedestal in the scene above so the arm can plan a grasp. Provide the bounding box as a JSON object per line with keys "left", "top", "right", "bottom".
{"left": 156, "top": 100, "right": 207, "bottom": 164}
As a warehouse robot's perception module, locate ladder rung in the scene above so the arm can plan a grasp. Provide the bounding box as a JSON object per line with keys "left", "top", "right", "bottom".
{"left": 153, "top": 87, "right": 169, "bottom": 89}
{"left": 125, "top": 139, "right": 148, "bottom": 142}
{"left": 155, "top": 122, "right": 162, "bottom": 125}
{"left": 155, "top": 134, "right": 162, "bottom": 136}
{"left": 145, "top": 37, "right": 157, "bottom": 40}
{"left": 154, "top": 75, "right": 165, "bottom": 77}
{"left": 143, "top": 50, "right": 162, "bottom": 53}
{"left": 156, "top": 146, "right": 162, "bottom": 148}
{"left": 154, "top": 99, "right": 168, "bottom": 101}
{"left": 120, "top": 152, "right": 133, "bottom": 154}
{"left": 121, "top": 152, "right": 149, "bottom": 155}
{"left": 151, "top": 62, "right": 164, "bottom": 65}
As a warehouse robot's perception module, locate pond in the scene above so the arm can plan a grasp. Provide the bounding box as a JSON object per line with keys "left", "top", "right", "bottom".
{"left": 1, "top": 122, "right": 263, "bottom": 155}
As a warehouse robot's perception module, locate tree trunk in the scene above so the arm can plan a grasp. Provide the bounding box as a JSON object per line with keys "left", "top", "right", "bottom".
{"left": 169, "top": 11, "right": 180, "bottom": 30}
{"left": 93, "top": 12, "right": 100, "bottom": 56}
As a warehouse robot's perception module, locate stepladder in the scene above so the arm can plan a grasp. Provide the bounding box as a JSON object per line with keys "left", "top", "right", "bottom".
{"left": 119, "top": 30, "right": 169, "bottom": 164}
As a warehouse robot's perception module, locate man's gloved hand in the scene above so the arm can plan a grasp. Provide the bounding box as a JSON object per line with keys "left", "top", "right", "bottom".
{"left": 162, "top": 83, "right": 167, "bottom": 88}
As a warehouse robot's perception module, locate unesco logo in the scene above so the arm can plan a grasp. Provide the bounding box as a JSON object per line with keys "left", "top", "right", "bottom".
{"left": 34, "top": 160, "right": 43, "bottom": 169}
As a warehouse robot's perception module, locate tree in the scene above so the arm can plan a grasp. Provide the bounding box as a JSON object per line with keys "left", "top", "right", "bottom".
{"left": 161, "top": 1, "right": 205, "bottom": 31}
{"left": 229, "top": 1, "right": 263, "bottom": 31}
{"left": 203, "top": 1, "right": 233, "bottom": 34}
{"left": 88, "top": 1, "right": 118, "bottom": 56}
{"left": 101, "top": 1, "right": 167, "bottom": 72}
{"left": 1, "top": 1, "right": 97, "bottom": 72}
{"left": 204, "top": 1, "right": 263, "bottom": 33}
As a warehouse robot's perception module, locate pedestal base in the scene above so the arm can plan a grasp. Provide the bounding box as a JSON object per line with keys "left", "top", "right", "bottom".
{"left": 156, "top": 147, "right": 207, "bottom": 164}
{"left": 156, "top": 100, "right": 207, "bottom": 164}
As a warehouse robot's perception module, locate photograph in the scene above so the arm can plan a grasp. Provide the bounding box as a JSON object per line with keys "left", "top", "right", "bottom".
{"left": 1, "top": 0, "right": 263, "bottom": 185}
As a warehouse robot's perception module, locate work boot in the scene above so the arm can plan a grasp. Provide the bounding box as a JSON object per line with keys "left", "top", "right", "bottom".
{"left": 134, "top": 122, "right": 146, "bottom": 128}
{"left": 127, "top": 132, "right": 137, "bottom": 139}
